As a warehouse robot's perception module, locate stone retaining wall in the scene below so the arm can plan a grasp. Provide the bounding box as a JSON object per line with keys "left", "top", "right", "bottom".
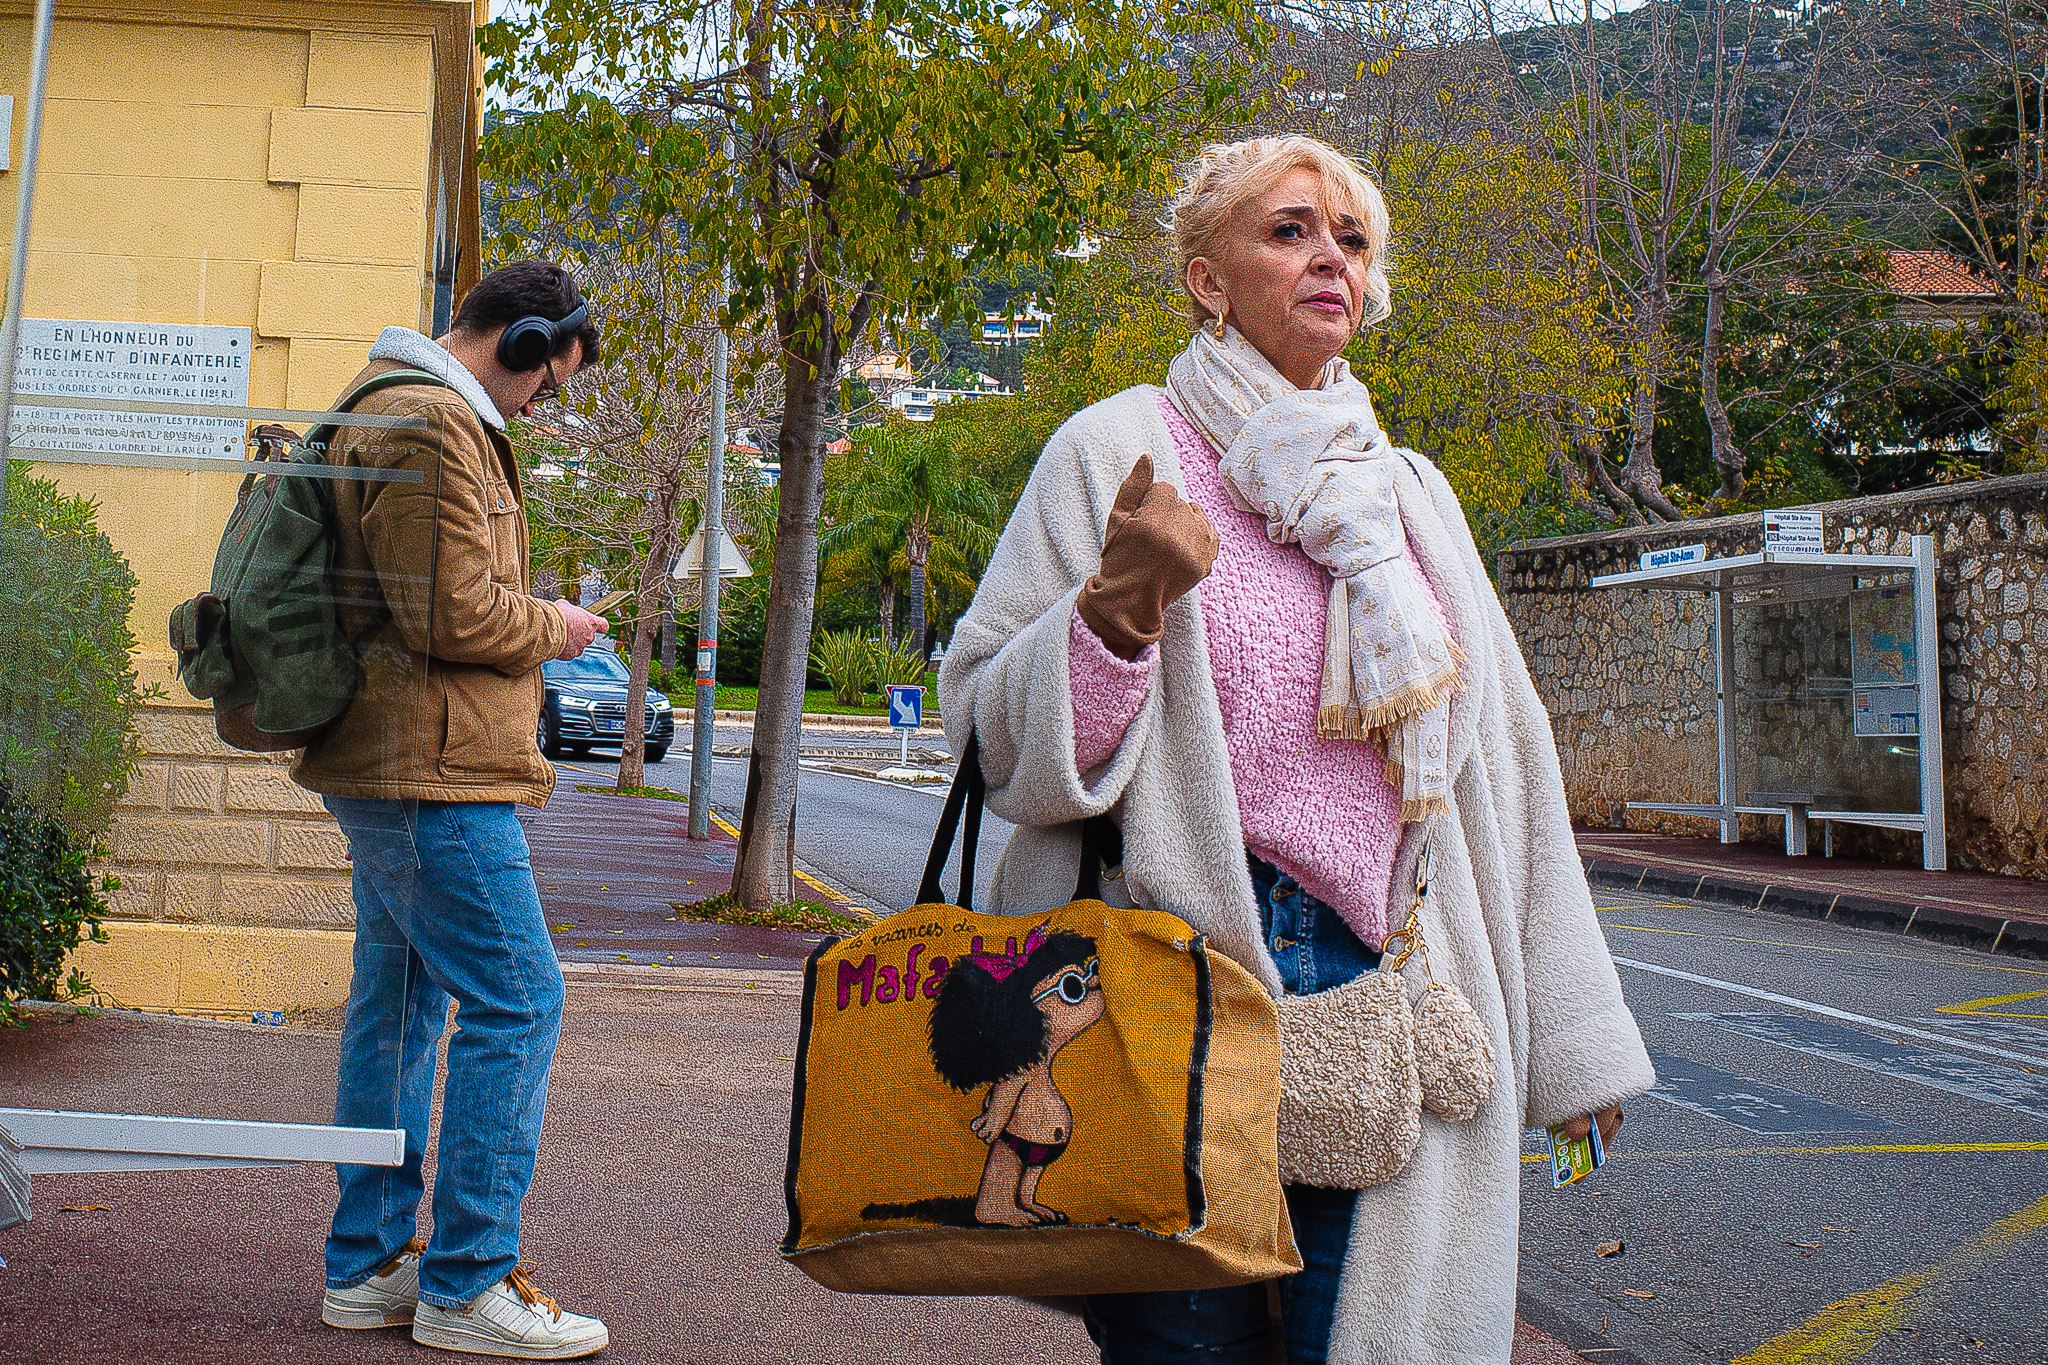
{"left": 1498, "top": 473, "right": 2048, "bottom": 878}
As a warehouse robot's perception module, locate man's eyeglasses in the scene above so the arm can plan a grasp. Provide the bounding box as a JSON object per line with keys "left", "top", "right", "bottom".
{"left": 530, "top": 356, "right": 562, "bottom": 407}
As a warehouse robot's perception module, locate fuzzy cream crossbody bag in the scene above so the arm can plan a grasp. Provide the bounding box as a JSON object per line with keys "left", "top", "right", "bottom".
{"left": 1274, "top": 843, "right": 1496, "bottom": 1189}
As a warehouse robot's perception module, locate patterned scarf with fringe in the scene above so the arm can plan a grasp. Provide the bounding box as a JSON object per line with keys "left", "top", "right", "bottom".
{"left": 1166, "top": 322, "right": 1462, "bottom": 820}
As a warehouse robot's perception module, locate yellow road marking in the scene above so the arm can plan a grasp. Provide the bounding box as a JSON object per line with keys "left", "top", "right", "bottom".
{"left": 707, "top": 813, "right": 875, "bottom": 920}
{"left": 1937, "top": 989, "right": 2048, "bottom": 1020}
{"left": 552, "top": 768, "right": 873, "bottom": 920}
{"left": 1609, "top": 925, "right": 1699, "bottom": 935}
{"left": 1731, "top": 1190, "right": 2048, "bottom": 1364}
{"left": 1520, "top": 1141, "right": 2048, "bottom": 1165}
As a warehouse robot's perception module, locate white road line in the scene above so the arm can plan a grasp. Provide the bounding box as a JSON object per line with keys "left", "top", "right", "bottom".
{"left": 1612, "top": 955, "right": 2048, "bottom": 1070}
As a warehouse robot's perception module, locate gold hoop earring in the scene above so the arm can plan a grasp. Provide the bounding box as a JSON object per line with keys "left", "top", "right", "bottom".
{"left": 1210, "top": 300, "right": 1231, "bottom": 336}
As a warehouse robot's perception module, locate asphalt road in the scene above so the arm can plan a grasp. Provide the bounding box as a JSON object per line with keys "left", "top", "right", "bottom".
{"left": 578, "top": 723, "right": 1009, "bottom": 916}
{"left": 1520, "top": 893, "right": 2048, "bottom": 1365}
{"left": 601, "top": 730, "right": 2048, "bottom": 1365}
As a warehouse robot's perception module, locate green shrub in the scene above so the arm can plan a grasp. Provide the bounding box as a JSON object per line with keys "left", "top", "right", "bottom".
{"left": 0, "top": 788, "right": 112, "bottom": 1025}
{"left": 809, "top": 629, "right": 874, "bottom": 705}
{"left": 0, "top": 465, "right": 150, "bottom": 837}
{"left": 873, "top": 637, "right": 928, "bottom": 689}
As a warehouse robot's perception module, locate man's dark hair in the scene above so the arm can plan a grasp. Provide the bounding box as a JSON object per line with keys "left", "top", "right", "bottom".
{"left": 451, "top": 261, "right": 602, "bottom": 369}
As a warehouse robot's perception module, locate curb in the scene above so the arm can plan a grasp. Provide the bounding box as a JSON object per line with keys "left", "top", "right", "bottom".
{"left": 1582, "top": 855, "right": 2048, "bottom": 961}
{"left": 674, "top": 708, "right": 943, "bottom": 735}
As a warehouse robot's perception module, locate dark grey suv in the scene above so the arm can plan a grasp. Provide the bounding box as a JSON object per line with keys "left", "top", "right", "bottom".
{"left": 538, "top": 644, "right": 675, "bottom": 761}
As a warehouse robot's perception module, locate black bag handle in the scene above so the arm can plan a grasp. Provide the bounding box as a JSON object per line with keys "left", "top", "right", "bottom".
{"left": 917, "top": 732, "right": 1122, "bottom": 909}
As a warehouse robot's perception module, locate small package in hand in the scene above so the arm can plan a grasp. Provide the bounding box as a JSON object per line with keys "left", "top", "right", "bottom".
{"left": 1547, "top": 1118, "right": 1606, "bottom": 1188}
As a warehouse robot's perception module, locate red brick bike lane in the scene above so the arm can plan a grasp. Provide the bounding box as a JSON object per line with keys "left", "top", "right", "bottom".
{"left": 523, "top": 778, "right": 854, "bottom": 973}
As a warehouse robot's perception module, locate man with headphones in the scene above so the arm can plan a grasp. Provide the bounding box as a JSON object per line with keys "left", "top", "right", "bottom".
{"left": 293, "top": 262, "right": 611, "bottom": 1358}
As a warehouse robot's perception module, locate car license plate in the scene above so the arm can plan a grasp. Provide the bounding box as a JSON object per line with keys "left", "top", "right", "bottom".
{"left": 597, "top": 718, "right": 623, "bottom": 733}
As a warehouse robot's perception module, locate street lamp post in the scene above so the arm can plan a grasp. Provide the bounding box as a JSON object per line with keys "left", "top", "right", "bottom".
{"left": 687, "top": 295, "right": 729, "bottom": 842}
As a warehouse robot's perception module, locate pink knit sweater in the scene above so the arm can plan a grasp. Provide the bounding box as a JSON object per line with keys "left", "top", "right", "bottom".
{"left": 1068, "top": 394, "right": 1455, "bottom": 942}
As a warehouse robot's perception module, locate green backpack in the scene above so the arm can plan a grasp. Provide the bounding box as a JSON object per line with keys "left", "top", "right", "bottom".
{"left": 169, "top": 367, "right": 449, "bottom": 751}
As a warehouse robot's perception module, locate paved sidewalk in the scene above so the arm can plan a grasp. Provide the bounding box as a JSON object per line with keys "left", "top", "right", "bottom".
{"left": 1578, "top": 827, "right": 2048, "bottom": 958}
{"left": 0, "top": 972, "right": 1587, "bottom": 1364}
{"left": 525, "top": 780, "right": 854, "bottom": 971}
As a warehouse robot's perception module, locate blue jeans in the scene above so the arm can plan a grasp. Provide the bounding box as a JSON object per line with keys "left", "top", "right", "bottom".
{"left": 1083, "top": 854, "right": 1382, "bottom": 1364}
{"left": 322, "top": 796, "right": 565, "bottom": 1308}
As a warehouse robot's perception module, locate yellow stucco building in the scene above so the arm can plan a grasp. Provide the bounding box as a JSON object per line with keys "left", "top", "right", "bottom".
{"left": 2, "top": 0, "right": 485, "bottom": 1012}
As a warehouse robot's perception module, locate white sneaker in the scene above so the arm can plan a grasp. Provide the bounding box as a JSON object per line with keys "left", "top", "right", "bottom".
{"left": 411, "top": 1265, "right": 609, "bottom": 1359}
{"left": 321, "top": 1237, "right": 425, "bottom": 1329}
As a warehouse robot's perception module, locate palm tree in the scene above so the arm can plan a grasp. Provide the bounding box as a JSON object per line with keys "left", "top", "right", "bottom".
{"left": 819, "top": 521, "right": 904, "bottom": 645}
{"left": 822, "top": 422, "right": 1001, "bottom": 657}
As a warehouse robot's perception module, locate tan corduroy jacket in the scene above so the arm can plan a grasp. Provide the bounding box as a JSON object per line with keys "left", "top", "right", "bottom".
{"left": 293, "top": 358, "right": 569, "bottom": 807}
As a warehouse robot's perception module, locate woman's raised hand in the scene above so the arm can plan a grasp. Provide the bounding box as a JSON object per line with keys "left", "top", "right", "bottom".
{"left": 1077, "top": 454, "right": 1218, "bottom": 661}
{"left": 1556, "top": 1107, "right": 1624, "bottom": 1146}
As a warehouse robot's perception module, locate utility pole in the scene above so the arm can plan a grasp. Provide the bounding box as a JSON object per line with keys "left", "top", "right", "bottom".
{"left": 687, "top": 267, "right": 730, "bottom": 841}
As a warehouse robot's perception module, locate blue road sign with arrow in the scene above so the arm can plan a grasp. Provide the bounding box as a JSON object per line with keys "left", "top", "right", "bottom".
{"left": 887, "top": 685, "right": 924, "bottom": 730}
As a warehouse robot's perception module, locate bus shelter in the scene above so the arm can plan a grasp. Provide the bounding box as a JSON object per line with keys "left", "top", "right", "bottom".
{"left": 1589, "top": 535, "right": 1947, "bottom": 870}
{"left": 0, "top": 0, "right": 485, "bottom": 1228}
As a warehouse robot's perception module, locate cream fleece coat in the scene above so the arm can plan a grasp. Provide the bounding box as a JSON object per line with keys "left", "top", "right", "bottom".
{"left": 936, "top": 384, "right": 1655, "bottom": 1365}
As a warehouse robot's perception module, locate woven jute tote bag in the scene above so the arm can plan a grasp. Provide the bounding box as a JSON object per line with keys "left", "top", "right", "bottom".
{"left": 781, "top": 736, "right": 1299, "bottom": 1297}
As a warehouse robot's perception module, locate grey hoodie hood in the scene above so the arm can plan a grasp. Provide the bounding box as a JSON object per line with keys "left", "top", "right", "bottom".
{"left": 365, "top": 326, "right": 507, "bottom": 430}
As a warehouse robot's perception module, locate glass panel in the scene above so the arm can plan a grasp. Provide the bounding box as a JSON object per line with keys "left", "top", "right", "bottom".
{"left": 1733, "top": 585, "right": 1922, "bottom": 819}
{"left": 0, "top": 11, "right": 474, "bottom": 1170}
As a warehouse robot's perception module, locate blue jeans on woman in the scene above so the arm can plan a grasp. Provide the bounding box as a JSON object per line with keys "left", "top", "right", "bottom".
{"left": 1082, "top": 853, "right": 1382, "bottom": 1365}
{"left": 322, "top": 796, "right": 565, "bottom": 1309}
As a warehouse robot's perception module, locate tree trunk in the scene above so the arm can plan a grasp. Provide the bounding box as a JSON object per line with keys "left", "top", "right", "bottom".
{"left": 561, "top": 548, "right": 583, "bottom": 606}
{"left": 904, "top": 512, "right": 930, "bottom": 661}
{"left": 1619, "top": 285, "right": 1684, "bottom": 522}
{"left": 618, "top": 484, "right": 682, "bottom": 793}
{"left": 1700, "top": 260, "right": 1746, "bottom": 509}
{"left": 618, "top": 608, "right": 659, "bottom": 792}
{"left": 659, "top": 577, "right": 677, "bottom": 674}
{"left": 737, "top": 326, "right": 834, "bottom": 911}
{"left": 879, "top": 583, "right": 895, "bottom": 649}
{"left": 1586, "top": 436, "right": 1643, "bottom": 526}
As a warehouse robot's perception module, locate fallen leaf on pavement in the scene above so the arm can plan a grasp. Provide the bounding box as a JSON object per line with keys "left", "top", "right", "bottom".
{"left": 1821, "top": 1225, "right": 1858, "bottom": 1233}
{"left": 1785, "top": 1241, "right": 1821, "bottom": 1249}
{"left": 1622, "top": 1289, "right": 1655, "bottom": 1299}
{"left": 60, "top": 1205, "right": 110, "bottom": 1213}
{"left": 1595, "top": 1240, "right": 1625, "bottom": 1258}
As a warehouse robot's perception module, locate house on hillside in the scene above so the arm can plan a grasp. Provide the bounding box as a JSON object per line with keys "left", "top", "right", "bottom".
{"left": 981, "top": 299, "right": 1054, "bottom": 343}
{"left": 1887, "top": 249, "right": 1998, "bottom": 325}
{"left": 853, "top": 349, "right": 919, "bottom": 392}
{"left": 888, "top": 373, "right": 1014, "bottom": 421}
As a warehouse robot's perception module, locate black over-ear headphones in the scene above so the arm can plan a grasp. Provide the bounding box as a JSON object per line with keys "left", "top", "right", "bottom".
{"left": 496, "top": 300, "right": 588, "bottom": 373}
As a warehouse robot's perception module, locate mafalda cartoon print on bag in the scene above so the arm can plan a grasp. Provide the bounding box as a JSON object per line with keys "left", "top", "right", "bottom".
{"left": 928, "top": 924, "right": 1104, "bottom": 1226}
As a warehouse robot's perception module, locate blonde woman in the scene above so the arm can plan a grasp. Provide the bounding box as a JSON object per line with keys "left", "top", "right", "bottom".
{"left": 936, "top": 135, "right": 1653, "bottom": 1363}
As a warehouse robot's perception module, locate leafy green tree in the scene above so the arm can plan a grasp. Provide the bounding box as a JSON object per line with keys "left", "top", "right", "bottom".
{"left": 485, "top": 0, "right": 1261, "bottom": 907}
{"left": 823, "top": 422, "right": 1001, "bottom": 657}
{"left": 1354, "top": 132, "right": 1627, "bottom": 553}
